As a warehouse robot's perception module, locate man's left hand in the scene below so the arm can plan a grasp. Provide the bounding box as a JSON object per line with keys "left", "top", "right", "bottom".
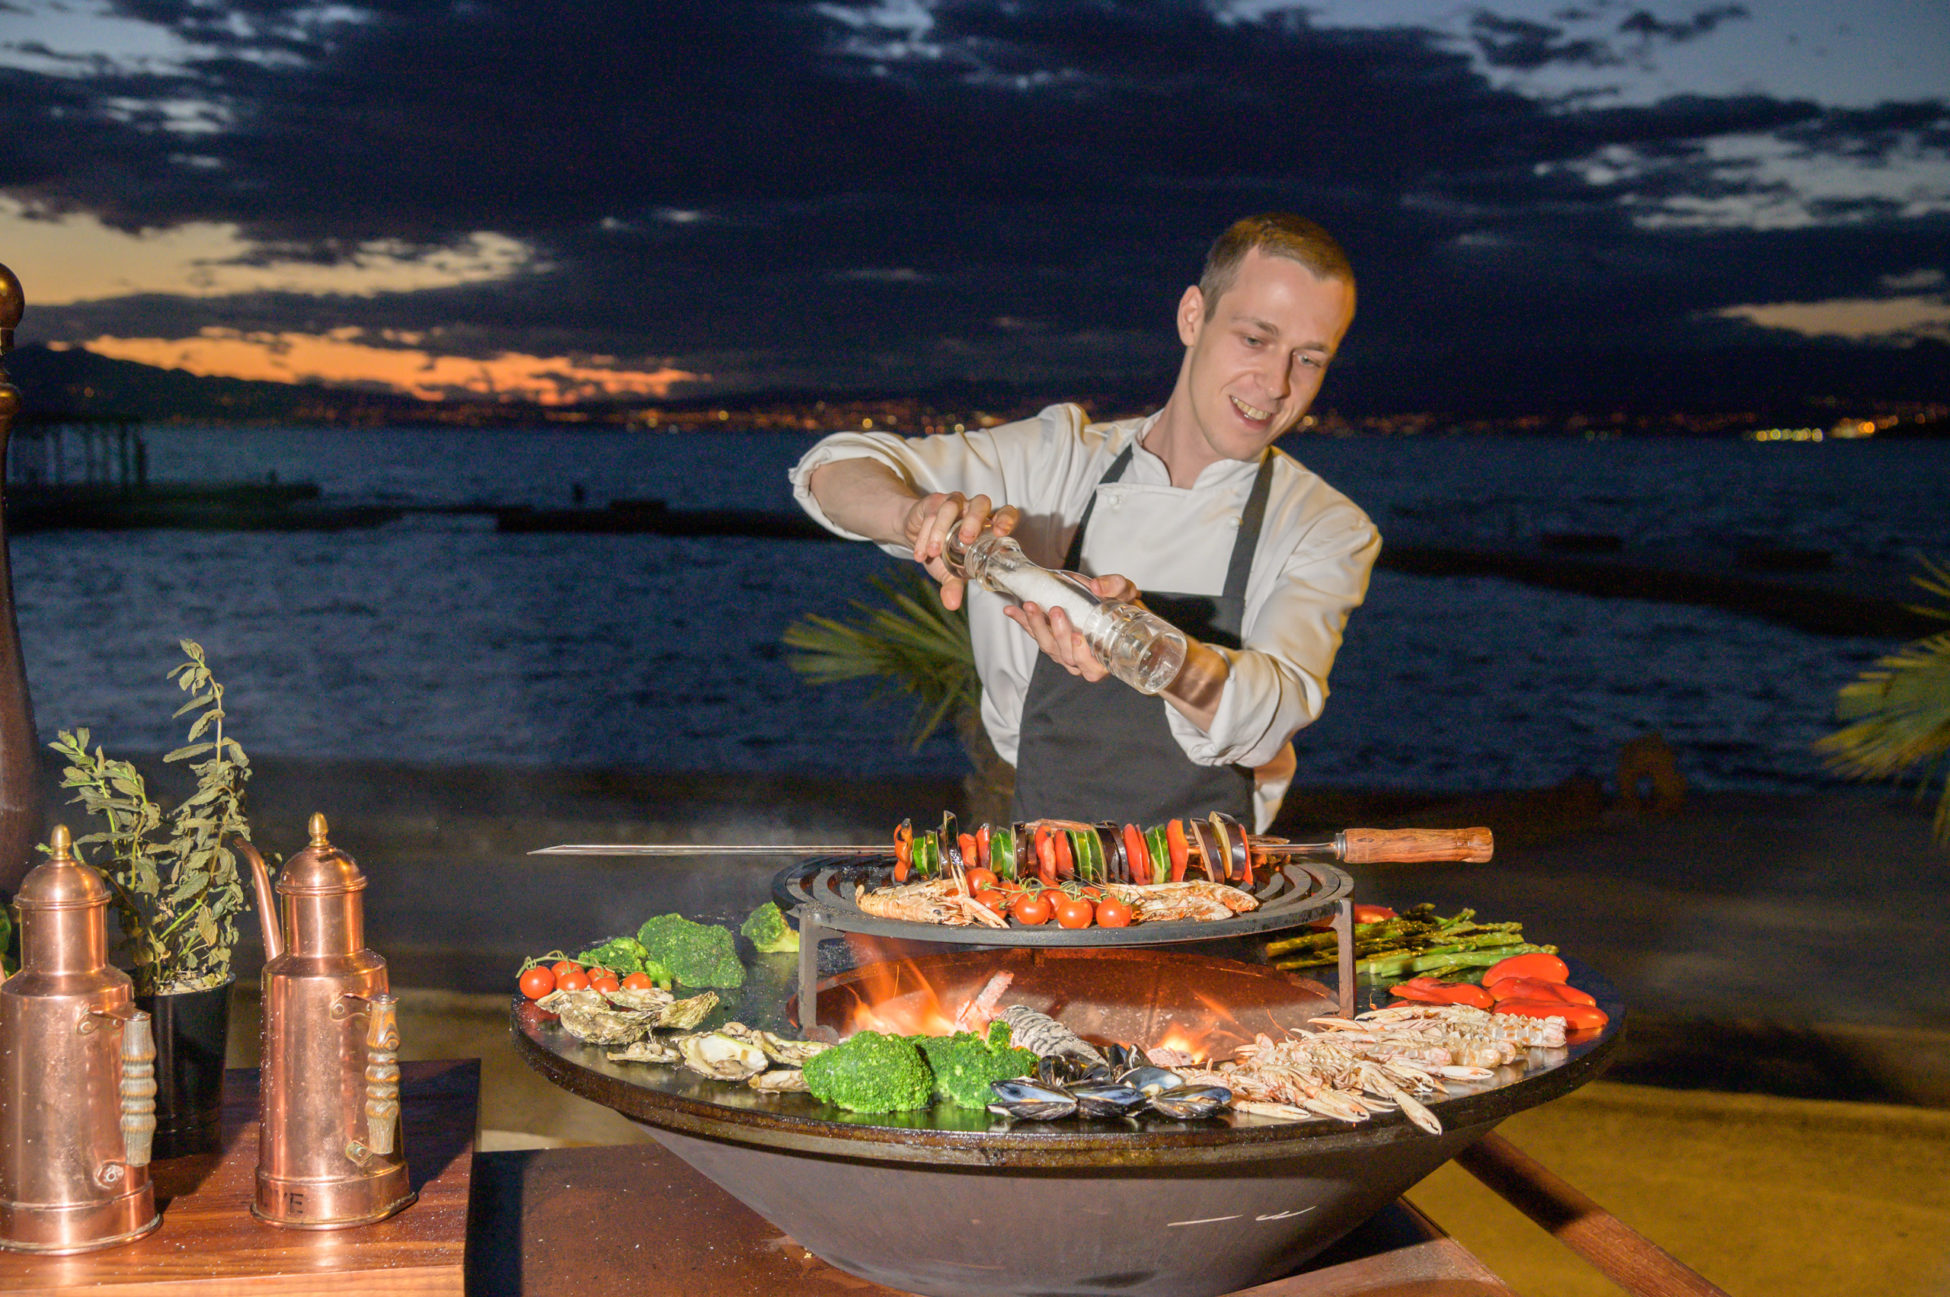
{"left": 1004, "top": 574, "right": 1142, "bottom": 681}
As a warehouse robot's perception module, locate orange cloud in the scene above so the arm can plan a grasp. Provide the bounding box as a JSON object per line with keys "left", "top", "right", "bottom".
{"left": 74, "top": 329, "right": 706, "bottom": 404}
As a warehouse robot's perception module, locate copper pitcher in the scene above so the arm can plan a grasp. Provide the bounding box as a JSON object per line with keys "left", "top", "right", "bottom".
{"left": 239, "top": 813, "right": 412, "bottom": 1228}
{"left": 0, "top": 826, "right": 160, "bottom": 1253}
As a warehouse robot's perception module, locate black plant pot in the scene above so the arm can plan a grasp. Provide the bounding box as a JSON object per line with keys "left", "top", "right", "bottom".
{"left": 135, "top": 978, "right": 233, "bottom": 1160}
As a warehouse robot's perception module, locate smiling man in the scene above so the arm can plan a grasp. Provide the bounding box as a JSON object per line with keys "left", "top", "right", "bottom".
{"left": 792, "top": 214, "right": 1379, "bottom": 831}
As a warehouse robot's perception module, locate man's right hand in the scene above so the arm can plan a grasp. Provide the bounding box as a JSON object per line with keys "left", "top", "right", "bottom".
{"left": 905, "top": 491, "right": 1019, "bottom": 611}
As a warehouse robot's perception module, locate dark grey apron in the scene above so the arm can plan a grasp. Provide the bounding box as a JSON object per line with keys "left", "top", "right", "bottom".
{"left": 1010, "top": 444, "right": 1277, "bottom": 827}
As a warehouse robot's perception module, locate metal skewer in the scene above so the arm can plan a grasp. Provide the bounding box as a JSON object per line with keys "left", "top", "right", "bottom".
{"left": 530, "top": 826, "right": 1492, "bottom": 865}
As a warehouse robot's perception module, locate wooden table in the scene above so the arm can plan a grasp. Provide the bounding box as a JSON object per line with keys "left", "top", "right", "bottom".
{"left": 467, "top": 1140, "right": 1519, "bottom": 1297}
{"left": 0, "top": 1060, "right": 479, "bottom": 1297}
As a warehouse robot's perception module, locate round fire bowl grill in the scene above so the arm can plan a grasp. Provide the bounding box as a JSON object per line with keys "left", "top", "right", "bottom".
{"left": 514, "top": 945, "right": 1623, "bottom": 1297}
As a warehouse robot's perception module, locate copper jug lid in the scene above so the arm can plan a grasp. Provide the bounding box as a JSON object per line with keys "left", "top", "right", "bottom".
{"left": 13, "top": 825, "right": 110, "bottom": 912}
{"left": 273, "top": 813, "right": 367, "bottom": 897}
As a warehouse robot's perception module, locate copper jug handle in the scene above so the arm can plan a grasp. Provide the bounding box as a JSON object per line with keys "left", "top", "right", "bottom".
{"left": 119, "top": 1009, "right": 157, "bottom": 1169}
{"left": 363, "top": 994, "right": 402, "bottom": 1158}
{"left": 82, "top": 1005, "right": 157, "bottom": 1172}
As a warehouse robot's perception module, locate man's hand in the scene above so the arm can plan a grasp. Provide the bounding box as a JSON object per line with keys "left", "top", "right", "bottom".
{"left": 905, "top": 491, "right": 1020, "bottom": 612}
{"left": 1003, "top": 573, "right": 1140, "bottom": 682}
{"left": 805, "top": 460, "right": 1019, "bottom": 610}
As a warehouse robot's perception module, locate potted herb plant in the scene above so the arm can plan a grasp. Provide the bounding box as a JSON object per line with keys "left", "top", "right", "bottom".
{"left": 49, "top": 640, "right": 254, "bottom": 1157}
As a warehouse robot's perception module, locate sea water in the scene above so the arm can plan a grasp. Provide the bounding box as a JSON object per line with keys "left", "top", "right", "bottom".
{"left": 13, "top": 424, "right": 1946, "bottom": 795}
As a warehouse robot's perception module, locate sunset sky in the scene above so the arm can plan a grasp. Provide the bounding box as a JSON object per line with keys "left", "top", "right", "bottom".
{"left": 1, "top": 0, "right": 1945, "bottom": 406}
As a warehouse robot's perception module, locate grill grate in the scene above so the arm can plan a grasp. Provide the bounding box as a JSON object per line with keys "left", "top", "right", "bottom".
{"left": 775, "top": 856, "right": 1353, "bottom": 947}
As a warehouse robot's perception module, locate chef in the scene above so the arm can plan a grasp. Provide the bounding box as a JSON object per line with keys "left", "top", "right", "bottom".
{"left": 791, "top": 213, "right": 1379, "bottom": 832}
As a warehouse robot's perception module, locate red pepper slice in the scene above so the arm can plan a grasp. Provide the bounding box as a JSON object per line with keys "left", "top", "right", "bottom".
{"left": 1483, "top": 952, "right": 1570, "bottom": 985}
{"left": 1034, "top": 825, "right": 1058, "bottom": 887}
{"left": 1488, "top": 976, "right": 1597, "bottom": 1007}
{"left": 975, "top": 824, "right": 991, "bottom": 871}
{"left": 1166, "top": 819, "right": 1190, "bottom": 882}
{"left": 893, "top": 819, "right": 912, "bottom": 883}
{"left": 1053, "top": 830, "right": 1075, "bottom": 880}
{"left": 1122, "top": 824, "right": 1151, "bottom": 885}
{"left": 958, "top": 833, "right": 978, "bottom": 874}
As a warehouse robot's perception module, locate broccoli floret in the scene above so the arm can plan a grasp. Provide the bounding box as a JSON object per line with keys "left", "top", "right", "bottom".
{"left": 739, "top": 902, "right": 799, "bottom": 954}
{"left": 914, "top": 1031, "right": 1037, "bottom": 1108}
{"left": 572, "top": 936, "right": 675, "bottom": 988}
{"left": 634, "top": 913, "right": 745, "bottom": 989}
{"left": 802, "top": 1031, "right": 933, "bottom": 1113}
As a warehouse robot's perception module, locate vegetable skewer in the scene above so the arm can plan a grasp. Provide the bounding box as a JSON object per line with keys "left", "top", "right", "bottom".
{"left": 534, "top": 821, "right": 1492, "bottom": 867}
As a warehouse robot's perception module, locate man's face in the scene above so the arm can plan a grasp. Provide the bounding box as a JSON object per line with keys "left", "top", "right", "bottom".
{"left": 1175, "top": 248, "right": 1355, "bottom": 463}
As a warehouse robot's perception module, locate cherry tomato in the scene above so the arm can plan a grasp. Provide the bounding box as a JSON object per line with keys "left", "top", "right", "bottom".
{"left": 556, "top": 969, "right": 590, "bottom": 992}
{"left": 1010, "top": 893, "right": 1053, "bottom": 926}
{"left": 551, "top": 960, "right": 583, "bottom": 981}
{"left": 519, "top": 966, "right": 556, "bottom": 1000}
{"left": 1055, "top": 895, "right": 1094, "bottom": 929}
{"left": 964, "top": 867, "right": 998, "bottom": 894}
{"left": 1077, "top": 884, "right": 1104, "bottom": 901}
{"left": 1095, "top": 897, "right": 1133, "bottom": 928}
{"left": 973, "top": 887, "right": 1008, "bottom": 913}
{"left": 620, "top": 972, "right": 658, "bottom": 991}
{"left": 584, "top": 965, "right": 611, "bottom": 981}
{"left": 590, "top": 974, "right": 621, "bottom": 995}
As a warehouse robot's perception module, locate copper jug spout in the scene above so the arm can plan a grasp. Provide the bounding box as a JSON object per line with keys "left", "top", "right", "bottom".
{"left": 238, "top": 835, "right": 282, "bottom": 962}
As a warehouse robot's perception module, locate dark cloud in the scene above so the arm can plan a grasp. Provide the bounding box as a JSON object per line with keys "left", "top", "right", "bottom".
{"left": 1471, "top": 12, "right": 1621, "bottom": 70}
{"left": 1617, "top": 5, "right": 1749, "bottom": 44}
{"left": 3, "top": 0, "right": 1944, "bottom": 401}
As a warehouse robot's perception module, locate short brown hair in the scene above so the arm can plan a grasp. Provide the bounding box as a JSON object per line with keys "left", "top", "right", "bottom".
{"left": 1199, "top": 213, "right": 1354, "bottom": 318}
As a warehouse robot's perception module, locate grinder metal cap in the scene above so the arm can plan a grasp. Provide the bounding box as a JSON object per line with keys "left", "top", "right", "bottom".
{"left": 273, "top": 813, "right": 367, "bottom": 897}
{"left": 12, "top": 825, "right": 110, "bottom": 913}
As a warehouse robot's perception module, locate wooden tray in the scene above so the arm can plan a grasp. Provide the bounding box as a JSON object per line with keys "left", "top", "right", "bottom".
{"left": 0, "top": 1059, "right": 478, "bottom": 1297}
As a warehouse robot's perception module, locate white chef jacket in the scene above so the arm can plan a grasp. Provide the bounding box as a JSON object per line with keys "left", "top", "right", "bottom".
{"left": 789, "top": 404, "right": 1380, "bottom": 830}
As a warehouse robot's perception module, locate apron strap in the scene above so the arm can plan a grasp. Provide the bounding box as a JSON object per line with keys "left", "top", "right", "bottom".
{"left": 1062, "top": 443, "right": 1136, "bottom": 570}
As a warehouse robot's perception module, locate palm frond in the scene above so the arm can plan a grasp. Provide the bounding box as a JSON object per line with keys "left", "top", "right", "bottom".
{"left": 1816, "top": 560, "right": 1950, "bottom": 846}
{"left": 783, "top": 566, "right": 979, "bottom": 752}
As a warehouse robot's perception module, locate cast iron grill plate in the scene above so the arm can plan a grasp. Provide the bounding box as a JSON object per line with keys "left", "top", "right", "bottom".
{"left": 773, "top": 855, "right": 1353, "bottom": 947}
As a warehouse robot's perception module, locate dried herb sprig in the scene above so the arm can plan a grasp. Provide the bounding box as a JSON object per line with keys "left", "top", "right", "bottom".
{"left": 50, "top": 640, "right": 254, "bottom": 994}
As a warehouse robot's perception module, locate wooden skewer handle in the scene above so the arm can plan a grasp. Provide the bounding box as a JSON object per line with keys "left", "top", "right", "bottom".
{"left": 1337, "top": 826, "right": 1494, "bottom": 864}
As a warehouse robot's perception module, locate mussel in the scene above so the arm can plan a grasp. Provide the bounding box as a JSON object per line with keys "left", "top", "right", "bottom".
{"left": 1145, "top": 1084, "right": 1232, "bottom": 1121}
{"left": 1119, "top": 1065, "right": 1185, "bottom": 1098}
{"left": 1069, "top": 1081, "right": 1148, "bottom": 1117}
{"left": 987, "top": 1078, "right": 1080, "bottom": 1122}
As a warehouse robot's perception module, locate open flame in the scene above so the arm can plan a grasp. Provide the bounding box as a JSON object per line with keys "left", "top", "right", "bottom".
{"left": 822, "top": 942, "right": 1325, "bottom": 1062}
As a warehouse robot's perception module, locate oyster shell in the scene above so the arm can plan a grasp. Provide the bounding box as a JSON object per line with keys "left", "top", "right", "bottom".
{"left": 752, "top": 1031, "right": 831, "bottom": 1066}
{"left": 601, "top": 985, "right": 675, "bottom": 1013}
{"left": 542, "top": 987, "right": 661, "bottom": 1044}
{"left": 749, "top": 1068, "right": 809, "bottom": 1092}
{"left": 607, "top": 1038, "right": 681, "bottom": 1064}
{"left": 658, "top": 991, "right": 720, "bottom": 1031}
{"left": 675, "top": 1030, "right": 769, "bottom": 1082}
